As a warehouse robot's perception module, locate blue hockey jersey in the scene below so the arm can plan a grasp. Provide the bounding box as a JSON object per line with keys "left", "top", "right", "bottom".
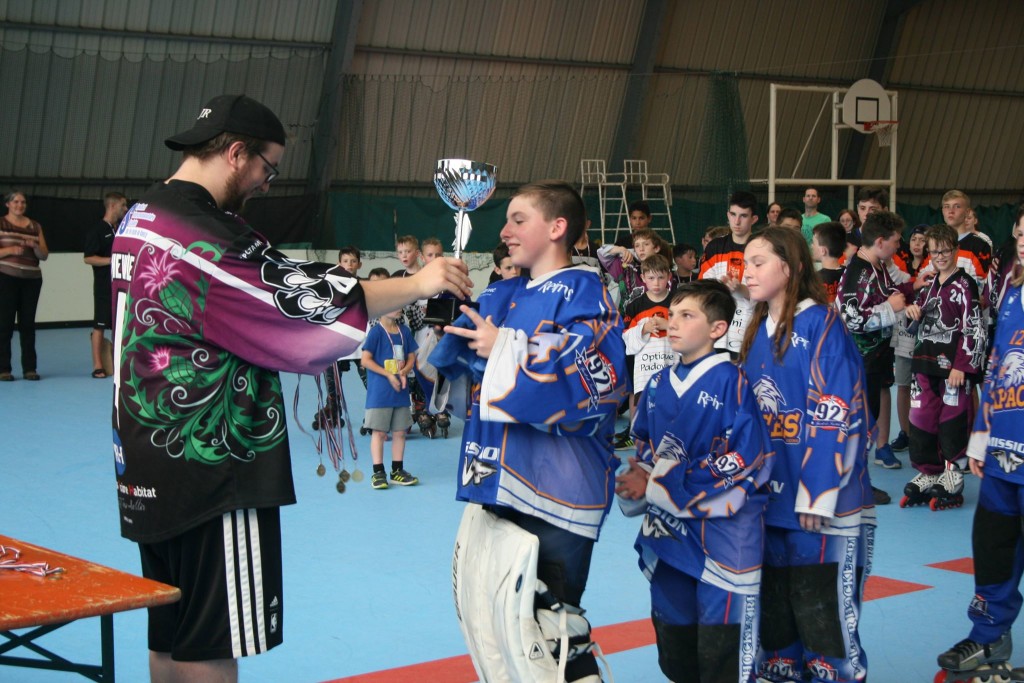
{"left": 968, "top": 284, "right": 1024, "bottom": 482}
{"left": 742, "top": 301, "right": 874, "bottom": 535}
{"left": 631, "top": 354, "right": 773, "bottom": 595}
{"left": 429, "top": 266, "right": 629, "bottom": 540}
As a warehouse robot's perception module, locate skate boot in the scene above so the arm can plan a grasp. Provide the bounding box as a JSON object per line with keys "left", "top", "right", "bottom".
{"left": 930, "top": 462, "right": 965, "bottom": 511}
{"left": 435, "top": 411, "right": 451, "bottom": 438}
{"left": 416, "top": 410, "right": 436, "bottom": 438}
{"left": 901, "top": 471, "right": 939, "bottom": 508}
{"left": 936, "top": 632, "right": 1012, "bottom": 682}
{"left": 312, "top": 404, "right": 343, "bottom": 430}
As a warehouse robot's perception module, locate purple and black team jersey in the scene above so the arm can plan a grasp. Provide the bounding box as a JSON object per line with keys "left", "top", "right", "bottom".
{"left": 111, "top": 180, "right": 368, "bottom": 543}
{"left": 909, "top": 268, "right": 987, "bottom": 382}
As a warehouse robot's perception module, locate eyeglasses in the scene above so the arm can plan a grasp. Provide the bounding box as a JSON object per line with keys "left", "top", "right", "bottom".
{"left": 256, "top": 151, "right": 279, "bottom": 184}
{"left": 931, "top": 248, "right": 954, "bottom": 258}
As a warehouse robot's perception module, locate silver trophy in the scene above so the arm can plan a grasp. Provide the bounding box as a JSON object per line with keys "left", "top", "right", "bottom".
{"left": 426, "top": 159, "right": 497, "bottom": 325}
{"left": 434, "top": 159, "right": 497, "bottom": 260}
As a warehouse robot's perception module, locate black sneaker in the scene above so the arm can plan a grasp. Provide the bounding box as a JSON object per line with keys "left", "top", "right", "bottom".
{"left": 371, "top": 471, "right": 388, "bottom": 490}
{"left": 614, "top": 433, "right": 635, "bottom": 450}
{"left": 890, "top": 430, "right": 909, "bottom": 452}
{"left": 390, "top": 469, "right": 419, "bottom": 486}
{"left": 871, "top": 486, "right": 891, "bottom": 505}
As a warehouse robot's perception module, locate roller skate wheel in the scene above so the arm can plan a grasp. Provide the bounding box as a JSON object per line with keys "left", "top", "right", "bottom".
{"left": 936, "top": 663, "right": 1014, "bottom": 683}
{"left": 930, "top": 498, "right": 941, "bottom": 511}
{"left": 900, "top": 495, "right": 910, "bottom": 508}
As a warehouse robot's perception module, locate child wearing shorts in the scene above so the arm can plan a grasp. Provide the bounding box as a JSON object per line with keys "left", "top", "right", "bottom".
{"left": 361, "top": 302, "right": 419, "bottom": 489}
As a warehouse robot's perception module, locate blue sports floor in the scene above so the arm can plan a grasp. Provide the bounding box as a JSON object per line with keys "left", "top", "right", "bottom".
{"left": 4, "top": 328, "right": 1023, "bottom": 682}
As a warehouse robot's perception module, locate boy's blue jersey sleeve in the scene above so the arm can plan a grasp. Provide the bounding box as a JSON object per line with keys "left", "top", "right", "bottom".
{"left": 477, "top": 271, "right": 628, "bottom": 435}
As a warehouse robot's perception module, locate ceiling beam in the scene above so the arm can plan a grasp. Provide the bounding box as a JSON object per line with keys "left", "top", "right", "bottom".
{"left": 0, "top": 20, "right": 326, "bottom": 51}
{"left": 840, "top": 0, "right": 925, "bottom": 183}
{"left": 608, "top": 0, "right": 669, "bottom": 170}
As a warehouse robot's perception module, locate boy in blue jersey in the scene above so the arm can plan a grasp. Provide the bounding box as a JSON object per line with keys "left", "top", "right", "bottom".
{"left": 434, "top": 180, "right": 628, "bottom": 682}
{"left": 361, "top": 297, "right": 419, "bottom": 490}
{"left": 740, "top": 227, "right": 874, "bottom": 683}
{"left": 616, "top": 279, "right": 773, "bottom": 683}
{"left": 937, "top": 229, "right": 1024, "bottom": 678}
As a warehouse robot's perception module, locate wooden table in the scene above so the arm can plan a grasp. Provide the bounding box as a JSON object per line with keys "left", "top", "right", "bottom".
{"left": 0, "top": 534, "right": 180, "bottom": 682}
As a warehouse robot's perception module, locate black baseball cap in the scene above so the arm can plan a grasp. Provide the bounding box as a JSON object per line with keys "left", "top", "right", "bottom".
{"left": 165, "top": 94, "right": 286, "bottom": 151}
{"left": 910, "top": 223, "right": 929, "bottom": 236}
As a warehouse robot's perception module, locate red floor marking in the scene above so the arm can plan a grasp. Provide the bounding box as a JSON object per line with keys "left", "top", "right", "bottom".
{"left": 927, "top": 557, "right": 975, "bottom": 574}
{"left": 863, "top": 574, "right": 932, "bottom": 601}
{"left": 324, "top": 619, "right": 655, "bottom": 683}
{"left": 327, "top": 582, "right": 930, "bottom": 682}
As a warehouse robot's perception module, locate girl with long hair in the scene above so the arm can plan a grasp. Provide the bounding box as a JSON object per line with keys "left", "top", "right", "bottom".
{"left": 739, "top": 227, "right": 874, "bottom": 682}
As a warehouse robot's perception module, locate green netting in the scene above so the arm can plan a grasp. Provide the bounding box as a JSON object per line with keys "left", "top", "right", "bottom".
{"left": 690, "top": 74, "right": 751, "bottom": 236}
{"left": 324, "top": 191, "right": 1020, "bottom": 254}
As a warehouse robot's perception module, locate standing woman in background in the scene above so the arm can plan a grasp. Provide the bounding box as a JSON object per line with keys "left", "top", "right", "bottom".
{"left": 0, "top": 191, "right": 48, "bottom": 381}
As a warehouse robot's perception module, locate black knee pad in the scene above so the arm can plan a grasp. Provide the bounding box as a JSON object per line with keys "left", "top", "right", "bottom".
{"left": 759, "top": 564, "right": 799, "bottom": 651}
{"left": 652, "top": 616, "right": 699, "bottom": 683}
{"left": 973, "top": 504, "right": 1023, "bottom": 586}
{"left": 789, "top": 563, "right": 846, "bottom": 658}
{"left": 698, "top": 623, "right": 743, "bottom": 683}
{"left": 909, "top": 424, "right": 940, "bottom": 468}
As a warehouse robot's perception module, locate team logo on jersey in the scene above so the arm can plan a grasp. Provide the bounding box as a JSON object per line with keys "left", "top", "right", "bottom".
{"left": 574, "top": 348, "right": 618, "bottom": 410}
{"left": 262, "top": 257, "right": 359, "bottom": 325}
{"left": 707, "top": 451, "right": 745, "bottom": 480}
{"left": 968, "top": 594, "right": 993, "bottom": 622}
{"left": 790, "top": 331, "right": 810, "bottom": 349}
{"left": 759, "top": 656, "right": 799, "bottom": 681}
{"left": 992, "top": 349, "right": 1024, "bottom": 412}
{"left": 655, "top": 432, "right": 688, "bottom": 463}
{"left": 752, "top": 376, "right": 802, "bottom": 443}
{"left": 919, "top": 298, "right": 957, "bottom": 345}
{"left": 807, "top": 658, "right": 839, "bottom": 681}
{"left": 641, "top": 509, "right": 686, "bottom": 539}
{"left": 992, "top": 449, "right": 1024, "bottom": 474}
{"left": 811, "top": 394, "right": 849, "bottom": 430}
{"left": 113, "top": 429, "right": 126, "bottom": 476}
{"left": 461, "top": 456, "right": 497, "bottom": 486}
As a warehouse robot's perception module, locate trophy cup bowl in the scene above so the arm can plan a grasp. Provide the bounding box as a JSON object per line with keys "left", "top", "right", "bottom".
{"left": 433, "top": 159, "right": 498, "bottom": 218}
{"left": 426, "top": 159, "right": 497, "bottom": 326}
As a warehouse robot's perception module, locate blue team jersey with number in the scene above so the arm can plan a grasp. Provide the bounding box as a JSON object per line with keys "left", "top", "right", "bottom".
{"left": 631, "top": 354, "right": 773, "bottom": 595}
{"left": 742, "top": 301, "right": 875, "bottom": 535}
{"left": 429, "top": 266, "right": 628, "bottom": 540}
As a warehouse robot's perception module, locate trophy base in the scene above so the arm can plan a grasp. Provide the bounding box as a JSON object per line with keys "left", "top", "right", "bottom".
{"left": 424, "top": 297, "right": 478, "bottom": 326}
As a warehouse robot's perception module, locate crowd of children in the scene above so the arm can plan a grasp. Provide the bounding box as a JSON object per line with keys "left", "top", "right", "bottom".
{"left": 317, "top": 181, "right": 1024, "bottom": 682}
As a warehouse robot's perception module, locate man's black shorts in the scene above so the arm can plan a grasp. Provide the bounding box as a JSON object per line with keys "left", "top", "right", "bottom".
{"left": 140, "top": 507, "right": 284, "bottom": 661}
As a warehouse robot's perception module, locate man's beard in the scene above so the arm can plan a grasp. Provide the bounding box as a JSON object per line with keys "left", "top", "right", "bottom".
{"left": 222, "top": 169, "right": 252, "bottom": 214}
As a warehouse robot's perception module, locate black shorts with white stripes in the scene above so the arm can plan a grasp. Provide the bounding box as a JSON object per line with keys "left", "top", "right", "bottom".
{"left": 140, "top": 507, "right": 284, "bottom": 661}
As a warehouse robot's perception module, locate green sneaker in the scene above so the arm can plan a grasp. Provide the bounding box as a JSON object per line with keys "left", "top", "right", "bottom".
{"left": 371, "top": 471, "right": 388, "bottom": 490}
{"left": 390, "top": 468, "right": 419, "bottom": 486}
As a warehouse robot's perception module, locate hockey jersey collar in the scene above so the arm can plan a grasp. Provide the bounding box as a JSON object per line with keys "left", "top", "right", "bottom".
{"left": 765, "top": 298, "right": 816, "bottom": 337}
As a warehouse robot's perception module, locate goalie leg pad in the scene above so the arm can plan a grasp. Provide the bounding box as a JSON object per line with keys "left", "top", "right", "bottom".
{"left": 452, "top": 504, "right": 605, "bottom": 682}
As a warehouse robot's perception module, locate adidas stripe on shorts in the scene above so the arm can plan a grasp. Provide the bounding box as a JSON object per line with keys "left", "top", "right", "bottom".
{"left": 140, "top": 507, "right": 284, "bottom": 660}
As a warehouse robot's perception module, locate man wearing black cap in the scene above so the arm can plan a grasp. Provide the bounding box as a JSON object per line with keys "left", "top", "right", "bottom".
{"left": 110, "top": 95, "right": 471, "bottom": 682}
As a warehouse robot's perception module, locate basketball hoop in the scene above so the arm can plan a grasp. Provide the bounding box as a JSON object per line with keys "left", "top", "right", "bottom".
{"left": 863, "top": 120, "right": 898, "bottom": 147}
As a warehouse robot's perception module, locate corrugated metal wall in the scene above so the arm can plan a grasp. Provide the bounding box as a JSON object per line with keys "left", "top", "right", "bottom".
{"left": 1, "top": 0, "right": 1023, "bottom": 206}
